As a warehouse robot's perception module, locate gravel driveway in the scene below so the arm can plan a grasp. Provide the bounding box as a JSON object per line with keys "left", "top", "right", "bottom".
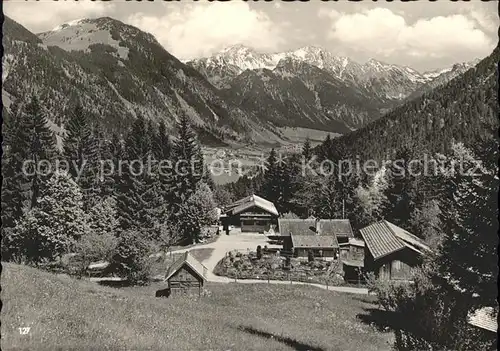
{"left": 171, "top": 229, "right": 369, "bottom": 294}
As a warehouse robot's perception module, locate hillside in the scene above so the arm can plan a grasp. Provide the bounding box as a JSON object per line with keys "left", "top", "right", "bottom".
{"left": 1, "top": 263, "right": 392, "bottom": 350}
{"left": 320, "top": 45, "right": 498, "bottom": 162}
{"left": 2, "top": 17, "right": 282, "bottom": 145}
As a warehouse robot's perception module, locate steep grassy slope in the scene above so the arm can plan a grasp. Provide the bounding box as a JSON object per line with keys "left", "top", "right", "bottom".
{"left": 1, "top": 263, "right": 392, "bottom": 350}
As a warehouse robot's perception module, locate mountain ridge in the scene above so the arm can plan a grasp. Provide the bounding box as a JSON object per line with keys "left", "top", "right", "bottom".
{"left": 2, "top": 16, "right": 289, "bottom": 146}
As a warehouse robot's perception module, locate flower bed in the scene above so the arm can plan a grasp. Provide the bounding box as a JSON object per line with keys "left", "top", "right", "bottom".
{"left": 214, "top": 250, "right": 348, "bottom": 286}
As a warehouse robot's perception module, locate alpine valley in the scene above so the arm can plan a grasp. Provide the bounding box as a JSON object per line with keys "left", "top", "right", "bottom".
{"left": 2, "top": 16, "right": 480, "bottom": 147}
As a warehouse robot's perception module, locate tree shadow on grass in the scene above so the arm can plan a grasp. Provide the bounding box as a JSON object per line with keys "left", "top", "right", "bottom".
{"left": 356, "top": 307, "right": 402, "bottom": 332}
{"left": 236, "top": 325, "right": 325, "bottom": 351}
{"left": 351, "top": 296, "right": 378, "bottom": 305}
{"left": 97, "top": 279, "right": 132, "bottom": 288}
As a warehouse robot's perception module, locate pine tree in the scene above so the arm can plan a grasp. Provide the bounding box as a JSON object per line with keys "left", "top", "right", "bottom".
{"left": 171, "top": 115, "right": 203, "bottom": 203}
{"left": 152, "top": 120, "right": 171, "bottom": 160}
{"left": 100, "top": 133, "right": 123, "bottom": 198}
{"left": 6, "top": 170, "right": 89, "bottom": 263}
{"left": 25, "top": 95, "right": 57, "bottom": 208}
{"left": 262, "top": 148, "right": 280, "bottom": 204}
{"left": 1, "top": 107, "right": 31, "bottom": 230}
{"left": 382, "top": 147, "right": 419, "bottom": 226}
{"left": 115, "top": 115, "right": 155, "bottom": 234}
{"left": 302, "top": 137, "right": 312, "bottom": 161}
{"left": 63, "top": 105, "right": 101, "bottom": 208}
{"left": 436, "top": 142, "right": 498, "bottom": 309}
{"left": 169, "top": 115, "right": 205, "bottom": 243}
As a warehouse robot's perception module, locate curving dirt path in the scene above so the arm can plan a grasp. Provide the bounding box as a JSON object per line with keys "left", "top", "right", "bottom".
{"left": 171, "top": 230, "right": 369, "bottom": 295}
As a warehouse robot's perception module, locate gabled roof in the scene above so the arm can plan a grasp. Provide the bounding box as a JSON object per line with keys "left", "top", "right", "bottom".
{"left": 468, "top": 307, "right": 498, "bottom": 333}
{"left": 226, "top": 194, "right": 279, "bottom": 216}
{"left": 339, "top": 238, "right": 365, "bottom": 247}
{"left": 360, "top": 220, "right": 431, "bottom": 260}
{"left": 318, "top": 219, "right": 354, "bottom": 238}
{"left": 278, "top": 218, "right": 317, "bottom": 237}
{"left": 342, "top": 259, "right": 364, "bottom": 268}
{"left": 278, "top": 218, "right": 354, "bottom": 239}
{"left": 291, "top": 234, "right": 339, "bottom": 249}
{"left": 165, "top": 251, "right": 207, "bottom": 282}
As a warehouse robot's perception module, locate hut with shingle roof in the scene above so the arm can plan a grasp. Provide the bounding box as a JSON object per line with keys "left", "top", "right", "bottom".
{"left": 360, "top": 220, "right": 431, "bottom": 281}
{"left": 163, "top": 251, "right": 208, "bottom": 297}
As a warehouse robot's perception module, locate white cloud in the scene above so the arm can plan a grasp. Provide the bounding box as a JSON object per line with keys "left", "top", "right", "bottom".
{"left": 4, "top": 1, "right": 114, "bottom": 33}
{"left": 321, "top": 8, "right": 493, "bottom": 59}
{"left": 127, "top": 2, "right": 285, "bottom": 60}
{"left": 468, "top": 9, "right": 498, "bottom": 33}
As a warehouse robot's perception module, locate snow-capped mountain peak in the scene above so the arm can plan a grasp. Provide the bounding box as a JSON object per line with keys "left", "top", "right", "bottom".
{"left": 50, "top": 18, "right": 86, "bottom": 32}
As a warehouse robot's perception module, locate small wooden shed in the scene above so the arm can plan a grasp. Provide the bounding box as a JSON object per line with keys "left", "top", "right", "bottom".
{"left": 339, "top": 238, "right": 365, "bottom": 261}
{"left": 165, "top": 252, "right": 208, "bottom": 296}
{"left": 360, "top": 220, "right": 431, "bottom": 281}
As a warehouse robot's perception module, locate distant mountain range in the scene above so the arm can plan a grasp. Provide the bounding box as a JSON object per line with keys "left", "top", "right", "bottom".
{"left": 2, "top": 16, "right": 481, "bottom": 146}
{"left": 188, "top": 44, "right": 479, "bottom": 133}
{"left": 188, "top": 44, "right": 479, "bottom": 99}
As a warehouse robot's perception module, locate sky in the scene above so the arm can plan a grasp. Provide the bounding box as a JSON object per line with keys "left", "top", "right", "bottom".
{"left": 5, "top": 0, "right": 498, "bottom": 72}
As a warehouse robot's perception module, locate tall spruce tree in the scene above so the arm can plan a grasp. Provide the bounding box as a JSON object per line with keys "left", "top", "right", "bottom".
{"left": 115, "top": 115, "right": 153, "bottom": 234}
{"left": 169, "top": 115, "right": 205, "bottom": 243}
{"left": 262, "top": 148, "right": 280, "bottom": 204}
{"left": 100, "top": 133, "right": 124, "bottom": 198}
{"left": 382, "top": 147, "right": 419, "bottom": 226}
{"left": 25, "top": 95, "right": 57, "bottom": 208}
{"left": 1, "top": 106, "right": 31, "bottom": 230}
{"left": 63, "top": 105, "right": 101, "bottom": 207}
{"left": 435, "top": 141, "right": 498, "bottom": 310}
{"left": 302, "top": 137, "right": 312, "bottom": 162}
{"left": 171, "top": 115, "right": 203, "bottom": 202}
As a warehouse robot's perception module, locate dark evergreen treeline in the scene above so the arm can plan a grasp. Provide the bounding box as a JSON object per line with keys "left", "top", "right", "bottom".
{"left": 315, "top": 45, "right": 499, "bottom": 164}
{"left": 2, "top": 97, "right": 217, "bottom": 283}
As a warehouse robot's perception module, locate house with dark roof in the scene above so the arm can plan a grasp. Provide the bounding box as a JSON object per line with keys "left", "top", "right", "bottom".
{"left": 278, "top": 218, "right": 352, "bottom": 258}
{"left": 222, "top": 194, "right": 278, "bottom": 233}
{"left": 317, "top": 219, "right": 354, "bottom": 244}
{"left": 360, "top": 220, "right": 431, "bottom": 281}
{"left": 160, "top": 251, "right": 208, "bottom": 297}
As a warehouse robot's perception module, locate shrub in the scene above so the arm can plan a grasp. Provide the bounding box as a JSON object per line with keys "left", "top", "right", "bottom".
{"left": 285, "top": 256, "right": 291, "bottom": 269}
{"left": 110, "top": 230, "right": 154, "bottom": 285}
{"left": 256, "top": 245, "right": 262, "bottom": 260}
{"left": 74, "top": 230, "right": 118, "bottom": 277}
{"left": 366, "top": 269, "right": 496, "bottom": 350}
{"left": 307, "top": 250, "right": 314, "bottom": 262}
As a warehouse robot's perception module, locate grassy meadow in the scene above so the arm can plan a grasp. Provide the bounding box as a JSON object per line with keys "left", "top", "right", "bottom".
{"left": 2, "top": 263, "right": 393, "bottom": 350}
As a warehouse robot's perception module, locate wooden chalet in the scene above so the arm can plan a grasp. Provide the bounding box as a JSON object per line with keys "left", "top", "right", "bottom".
{"left": 164, "top": 252, "right": 208, "bottom": 296}
{"left": 360, "top": 220, "right": 431, "bottom": 281}
{"left": 222, "top": 194, "right": 279, "bottom": 233}
{"left": 278, "top": 218, "right": 353, "bottom": 258}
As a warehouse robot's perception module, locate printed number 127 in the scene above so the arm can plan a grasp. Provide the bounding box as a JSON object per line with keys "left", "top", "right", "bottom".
{"left": 19, "top": 327, "right": 30, "bottom": 335}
